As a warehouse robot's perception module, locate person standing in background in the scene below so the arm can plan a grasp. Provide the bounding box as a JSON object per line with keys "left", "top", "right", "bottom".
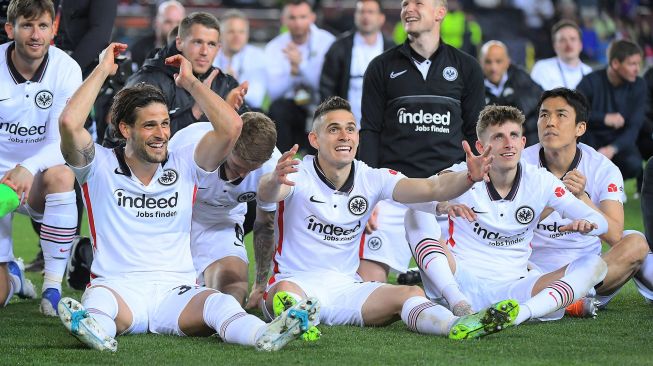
{"left": 213, "top": 10, "right": 267, "bottom": 111}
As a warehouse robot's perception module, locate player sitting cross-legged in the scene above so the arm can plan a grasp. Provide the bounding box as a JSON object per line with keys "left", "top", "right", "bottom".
{"left": 258, "top": 96, "right": 519, "bottom": 340}
{"left": 406, "top": 104, "right": 609, "bottom": 325}
{"left": 522, "top": 87, "right": 653, "bottom": 317}
{"left": 55, "top": 42, "right": 319, "bottom": 352}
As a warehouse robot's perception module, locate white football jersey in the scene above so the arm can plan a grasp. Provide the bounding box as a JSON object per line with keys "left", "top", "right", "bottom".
{"left": 72, "top": 144, "right": 210, "bottom": 283}
{"left": 270, "top": 155, "right": 404, "bottom": 278}
{"left": 168, "top": 122, "right": 281, "bottom": 224}
{"left": 522, "top": 143, "right": 625, "bottom": 271}
{"left": 0, "top": 42, "right": 82, "bottom": 174}
{"left": 446, "top": 161, "right": 607, "bottom": 282}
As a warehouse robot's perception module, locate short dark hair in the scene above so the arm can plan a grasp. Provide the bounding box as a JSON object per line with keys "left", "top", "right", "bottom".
{"left": 178, "top": 12, "right": 220, "bottom": 40}
{"left": 357, "top": 0, "right": 383, "bottom": 13}
{"left": 110, "top": 83, "right": 168, "bottom": 140}
{"left": 476, "top": 105, "right": 525, "bottom": 139}
{"left": 282, "top": 0, "right": 313, "bottom": 10}
{"left": 551, "top": 19, "right": 582, "bottom": 41}
{"left": 234, "top": 112, "right": 277, "bottom": 164}
{"left": 7, "top": 0, "right": 54, "bottom": 24}
{"left": 312, "top": 96, "right": 352, "bottom": 131}
{"left": 607, "top": 39, "right": 642, "bottom": 63}
{"left": 537, "top": 88, "right": 589, "bottom": 124}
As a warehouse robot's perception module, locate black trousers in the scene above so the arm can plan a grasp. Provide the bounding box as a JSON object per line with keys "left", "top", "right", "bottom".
{"left": 268, "top": 98, "right": 311, "bottom": 153}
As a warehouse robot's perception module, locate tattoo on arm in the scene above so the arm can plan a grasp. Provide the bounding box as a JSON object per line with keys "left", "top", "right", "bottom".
{"left": 77, "top": 140, "right": 95, "bottom": 165}
{"left": 253, "top": 210, "right": 275, "bottom": 287}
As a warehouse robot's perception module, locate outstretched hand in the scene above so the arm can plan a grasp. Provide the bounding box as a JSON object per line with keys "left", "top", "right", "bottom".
{"left": 274, "top": 144, "right": 300, "bottom": 186}
{"left": 463, "top": 140, "right": 492, "bottom": 183}
{"left": 165, "top": 54, "right": 197, "bottom": 90}
{"left": 98, "top": 42, "right": 128, "bottom": 76}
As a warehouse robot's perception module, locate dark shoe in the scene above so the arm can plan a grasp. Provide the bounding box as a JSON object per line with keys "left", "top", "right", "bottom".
{"left": 25, "top": 250, "right": 44, "bottom": 272}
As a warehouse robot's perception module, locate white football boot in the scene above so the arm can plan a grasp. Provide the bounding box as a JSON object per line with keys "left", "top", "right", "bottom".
{"left": 255, "top": 296, "right": 320, "bottom": 351}
{"left": 58, "top": 297, "right": 117, "bottom": 352}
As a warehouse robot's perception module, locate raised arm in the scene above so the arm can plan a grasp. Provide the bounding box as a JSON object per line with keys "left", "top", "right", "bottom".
{"left": 393, "top": 141, "right": 492, "bottom": 203}
{"left": 258, "top": 145, "right": 299, "bottom": 203}
{"left": 164, "top": 55, "right": 243, "bottom": 172}
{"left": 59, "top": 43, "right": 127, "bottom": 167}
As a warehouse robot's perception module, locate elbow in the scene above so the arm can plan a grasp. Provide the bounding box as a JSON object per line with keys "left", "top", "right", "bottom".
{"left": 227, "top": 113, "right": 243, "bottom": 141}
{"left": 58, "top": 112, "right": 76, "bottom": 134}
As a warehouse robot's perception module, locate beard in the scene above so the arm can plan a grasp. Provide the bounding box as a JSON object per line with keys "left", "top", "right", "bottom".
{"left": 133, "top": 139, "right": 168, "bottom": 164}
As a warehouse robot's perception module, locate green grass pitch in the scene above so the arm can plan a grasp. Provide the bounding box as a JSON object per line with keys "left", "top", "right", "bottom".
{"left": 2, "top": 180, "right": 652, "bottom": 365}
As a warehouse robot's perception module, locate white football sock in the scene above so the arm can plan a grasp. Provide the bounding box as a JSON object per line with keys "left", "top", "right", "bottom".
{"left": 40, "top": 191, "right": 77, "bottom": 292}
{"left": 82, "top": 286, "right": 118, "bottom": 337}
{"left": 400, "top": 296, "right": 456, "bottom": 336}
{"left": 203, "top": 292, "right": 265, "bottom": 346}
{"left": 404, "top": 209, "right": 467, "bottom": 308}
{"left": 520, "top": 254, "right": 607, "bottom": 324}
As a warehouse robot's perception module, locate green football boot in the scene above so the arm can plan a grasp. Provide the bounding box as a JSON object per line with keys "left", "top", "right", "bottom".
{"left": 273, "top": 291, "right": 322, "bottom": 341}
{"left": 449, "top": 299, "right": 519, "bottom": 340}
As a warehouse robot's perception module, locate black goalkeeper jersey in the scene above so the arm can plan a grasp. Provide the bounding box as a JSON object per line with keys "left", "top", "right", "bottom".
{"left": 359, "top": 41, "right": 484, "bottom": 178}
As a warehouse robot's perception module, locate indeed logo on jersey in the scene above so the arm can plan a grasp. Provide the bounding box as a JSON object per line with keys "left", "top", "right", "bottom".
{"left": 114, "top": 189, "right": 178, "bottom": 218}
{"left": 0, "top": 122, "right": 47, "bottom": 144}
{"left": 473, "top": 222, "right": 527, "bottom": 247}
{"left": 536, "top": 221, "right": 573, "bottom": 239}
{"left": 396, "top": 108, "right": 451, "bottom": 134}
{"left": 305, "top": 215, "right": 361, "bottom": 242}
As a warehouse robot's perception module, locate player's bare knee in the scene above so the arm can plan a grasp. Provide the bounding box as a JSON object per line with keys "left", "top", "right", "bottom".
{"left": 624, "top": 233, "right": 650, "bottom": 264}
{"left": 273, "top": 280, "right": 303, "bottom": 295}
{"left": 41, "top": 165, "right": 75, "bottom": 193}
{"left": 582, "top": 255, "right": 608, "bottom": 284}
{"left": 396, "top": 285, "right": 425, "bottom": 302}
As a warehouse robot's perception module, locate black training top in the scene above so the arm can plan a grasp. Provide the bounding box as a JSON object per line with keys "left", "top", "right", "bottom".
{"left": 359, "top": 41, "right": 484, "bottom": 178}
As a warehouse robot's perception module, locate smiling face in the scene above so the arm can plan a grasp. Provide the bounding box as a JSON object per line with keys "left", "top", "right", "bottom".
{"left": 400, "top": 0, "right": 446, "bottom": 36}
{"left": 476, "top": 121, "right": 525, "bottom": 172}
{"left": 176, "top": 24, "right": 220, "bottom": 75}
{"left": 5, "top": 12, "right": 53, "bottom": 64}
{"left": 537, "top": 96, "right": 585, "bottom": 151}
{"left": 121, "top": 103, "right": 171, "bottom": 164}
{"left": 309, "top": 109, "right": 359, "bottom": 169}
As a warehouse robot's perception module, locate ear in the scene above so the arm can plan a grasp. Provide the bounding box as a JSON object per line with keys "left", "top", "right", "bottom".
{"left": 520, "top": 135, "right": 526, "bottom": 148}
{"left": 475, "top": 139, "right": 484, "bottom": 154}
{"left": 435, "top": 5, "right": 447, "bottom": 22}
{"left": 118, "top": 122, "right": 130, "bottom": 140}
{"left": 175, "top": 36, "right": 182, "bottom": 51}
{"left": 609, "top": 58, "right": 619, "bottom": 70}
{"left": 575, "top": 121, "right": 587, "bottom": 138}
{"left": 4, "top": 22, "right": 14, "bottom": 40}
{"left": 308, "top": 131, "right": 319, "bottom": 150}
